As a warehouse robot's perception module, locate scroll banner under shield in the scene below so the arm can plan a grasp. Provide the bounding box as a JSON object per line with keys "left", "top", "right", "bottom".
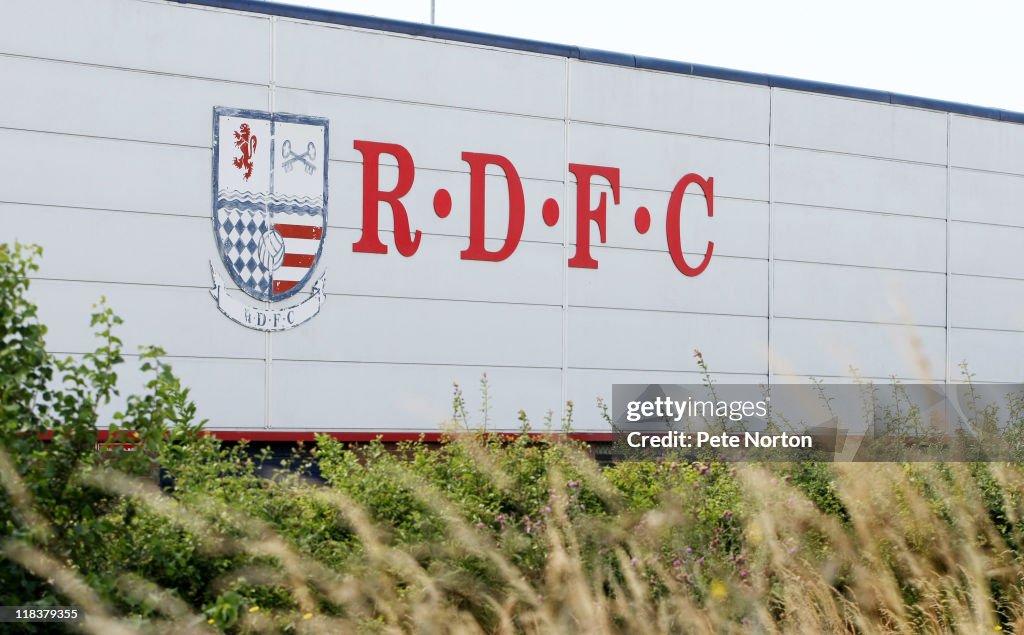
{"left": 209, "top": 263, "right": 325, "bottom": 332}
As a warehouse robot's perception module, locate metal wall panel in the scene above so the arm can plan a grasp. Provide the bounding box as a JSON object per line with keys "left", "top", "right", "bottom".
{"left": 1, "top": 0, "right": 271, "bottom": 84}
{"left": 567, "top": 308, "right": 767, "bottom": 375}
{"left": 30, "top": 279, "right": 264, "bottom": 360}
{"left": 3, "top": 205, "right": 216, "bottom": 289}
{"left": 88, "top": 355, "right": 267, "bottom": 429}
{"left": 774, "top": 262, "right": 945, "bottom": 326}
{"left": 774, "top": 147, "right": 946, "bottom": 217}
{"left": 773, "top": 90, "right": 947, "bottom": 163}
{"left": 772, "top": 319, "right": 945, "bottom": 380}
{"left": 270, "top": 361, "right": 561, "bottom": 430}
{"left": 272, "top": 296, "right": 562, "bottom": 367}
{"left": 0, "top": 129, "right": 209, "bottom": 217}
{"left": 275, "top": 20, "right": 566, "bottom": 119}
{"left": 950, "top": 169, "right": 1024, "bottom": 227}
{"left": 570, "top": 61, "right": 770, "bottom": 143}
{"left": 570, "top": 123, "right": 769, "bottom": 201}
{"left": 568, "top": 249, "right": 767, "bottom": 316}
{"left": 322, "top": 229, "right": 564, "bottom": 306}
{"left": 0, "top": 56, "right": 268, "bottom": 147}
{"left": 950, "top": 115, "right": 1024, "bottom": 175}
{"left": 276, "top": 89, "right": 566, "bottom": 181}
{"left": 950, "top": 275, "right": 1024, "bottom": 332}
{"left": 950, "top": 222, "right": 1024, "bottom": 279}
{"left": 950, "top": 330, "right": 1024, "bottom": 383}
{"left": 773, "top": 205, "right": 946, "bottom": 272}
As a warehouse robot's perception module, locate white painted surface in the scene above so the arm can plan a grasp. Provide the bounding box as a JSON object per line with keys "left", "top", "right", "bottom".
{"left": 569, "top": 61, "right": 770, "bottom": 143}
{"left": 773, "top": 262, "right": 945, "bottom": 326}
{"left": 4, "top": 0, "right": 1024, "bottom": 431}
{"left": 85, "top": 354, "right": 267, "bottom": 429}
{"left": 278, "top": 88, "right": 567, "bottom": 181}
{"left": 773, "top": 90, "right": 947, "bottom": 163}
{"left": 950, "top": 169, "right": 1024, "bottom": 227}
{"left": 950, "top": 275, "right": 1024, "bottom": 332}
{"left": 771, "top": 319, "right": 945, "bottom": 380}
{"left": 950, "top": 330, "right": 1024, "bottom": 383}
{"left": 2, "top": 205, "right": 215, "bottom": 288}
{"left": 272, "top": 296, "right": 563, "bottom": 367}
{"left": 0, "top": 129, "right": 209, "bottom": 217}
{"left": 568, "top": 249, "right": 767, "bottom": 316}
{"left": 773, "top": 205, "right": 946, "bottom": 272}
{"left": 271, "top": 361, "right": 561, "bottom": 430}
{"left": 567, "top": 308, "right": 767, "bottom": 374}
{"left": 950, "top": 115, "right": 1024, "bottom": 175}
{"left": 0, "top": 55, "right": 269, "bottom": 147}
{"left": 325, "top": 229, "right": 564, "bottom": 305}
{"left": 570, "top": 122, "right": 769, "bottom": 201}
{"left": 2, "top": 0, "right": 272, "bottom": 84}
{"left": 31, "top": 279, "right": 265, "bottom": 360}
{"left": 950, "top": 222, "right": 1024, "bottom": 279}
{"left": 275, "top": 20, "right": 566, "bottom": 119}
{"left": 774, "top": 147, "right": 947, "bottom": 217}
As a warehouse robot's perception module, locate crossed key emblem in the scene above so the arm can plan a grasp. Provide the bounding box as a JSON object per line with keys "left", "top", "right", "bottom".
{"left": 281, "top": 139, "right": 317, "bottom": 175}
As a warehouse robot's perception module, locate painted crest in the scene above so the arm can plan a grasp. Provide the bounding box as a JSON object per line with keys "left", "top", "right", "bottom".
{"left": 210, "top": 107, "right": 329, "bottom": 331}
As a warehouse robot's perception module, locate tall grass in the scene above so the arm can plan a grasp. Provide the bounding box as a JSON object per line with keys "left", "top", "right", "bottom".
{"left": 4, "top": 243, "right": 1024, "bottom": 633}
{"left": 4, "top": 434, "right": 1024, "bottom": 634}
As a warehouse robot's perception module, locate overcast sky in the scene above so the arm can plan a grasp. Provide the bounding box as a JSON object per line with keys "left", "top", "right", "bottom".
{"left": 270, "top": 0, "right": 1024, "bottom": 113}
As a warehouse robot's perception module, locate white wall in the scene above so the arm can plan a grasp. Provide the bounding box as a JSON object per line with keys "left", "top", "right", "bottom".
{"left": 3, "top": 0, "right": 1023, "bottom": 433}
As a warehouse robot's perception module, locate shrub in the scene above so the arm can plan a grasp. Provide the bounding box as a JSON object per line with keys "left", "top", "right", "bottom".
{"left": 4, "top": 241, "right": 1024, "bottom": 633}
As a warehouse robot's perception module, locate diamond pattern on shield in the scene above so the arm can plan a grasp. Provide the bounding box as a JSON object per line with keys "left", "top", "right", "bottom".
{"left": 216, "top": 200, "right": 270, "bottom": 297}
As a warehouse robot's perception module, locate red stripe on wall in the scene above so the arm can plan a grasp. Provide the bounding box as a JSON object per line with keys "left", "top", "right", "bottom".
{"left": 282, "top": 253, "right": 315, "bottom": 268}
{"left": 86, "top": 430, "right": 615, "bottom": 444}
{"left": 273, "top": 279, "right": 298, "bottom": 293}
{"left": 275, "top": 224, "right": 322, "bottom": 240}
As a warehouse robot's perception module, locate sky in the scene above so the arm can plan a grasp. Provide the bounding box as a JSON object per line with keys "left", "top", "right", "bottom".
{"left": 269, "top": 0, "right": 1024, "bottom": 113}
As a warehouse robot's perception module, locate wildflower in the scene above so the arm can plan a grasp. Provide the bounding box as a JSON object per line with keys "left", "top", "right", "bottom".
{"left": 685, "top": 546, "right": 693, "bottom": 554}
{"left": 543, "top": 506, "right": 552, "bottom": 514}
{"left": 208, "top": 619, "right": 215, "bottom": 624}
{"left": 475, "top": 521, "right": 485, "bottom": 528}
{"left": 709, "top": 579, "right": 727, "bottom": 601}
{"left": 630, "top": 557, "right": 639, "bottom": 566}
{"left": 249, "top": 606, "right": 260, "bottom": 613}
{"left": 303, "top": 613, "right": 313, "bottom": 620}
{"left": 566, "top": 480, "right": 579, "bottom": 488}
{"left": 748, "top": 524, "right": 764, "bottom": 545}
{"left": 673, "top": 559, "right": 681, "bottom": 568}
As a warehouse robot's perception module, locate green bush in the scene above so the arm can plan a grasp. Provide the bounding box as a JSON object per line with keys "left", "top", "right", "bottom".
{"left": 5, "top": 241, "right": 1024, "bottom": 633}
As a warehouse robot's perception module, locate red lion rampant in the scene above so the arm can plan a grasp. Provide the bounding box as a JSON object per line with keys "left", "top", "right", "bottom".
{"left": 232, "top": 123, "right": 258, "bottom": 181}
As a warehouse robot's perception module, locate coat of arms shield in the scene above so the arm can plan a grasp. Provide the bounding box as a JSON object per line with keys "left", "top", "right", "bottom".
{"left": 209, "top": 107, "right": 329, "bottom": 330}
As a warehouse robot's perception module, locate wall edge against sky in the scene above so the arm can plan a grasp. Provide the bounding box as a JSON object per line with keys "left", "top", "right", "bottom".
{"left": 169, "top": 0, "right": 1021, "bottom": 125}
